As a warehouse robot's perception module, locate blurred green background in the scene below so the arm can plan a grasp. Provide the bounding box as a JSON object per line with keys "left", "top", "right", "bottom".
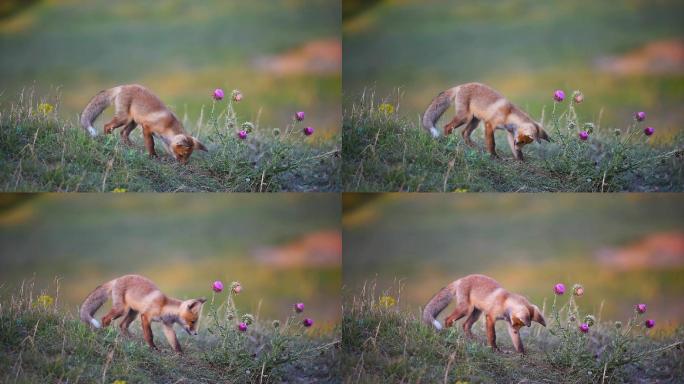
{"left": 0, "top": 194, "right": 341, "bottom": 330}
{"left": 343, "top": 193, "right": 684, "bottom": 328}
{"left": 0, "top": 0, "right": 341, "bottom": 135}
{"left": 343, "top": 0, "right": 684, "bottom": 139}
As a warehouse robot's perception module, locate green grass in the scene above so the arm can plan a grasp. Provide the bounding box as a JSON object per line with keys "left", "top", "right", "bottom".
{"left": 342, "top": 93, "right": 684, "bottom": 191}
{"left": 0, "top": 280, "right": 339, "bottom": 383}
{"left": 342, "top": 282, "right": 684, "bottom": 383}
{"left": 0, "top": 89, "right": 340, "bottom": 191}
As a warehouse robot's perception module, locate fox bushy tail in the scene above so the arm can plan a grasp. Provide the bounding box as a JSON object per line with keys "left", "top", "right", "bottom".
{"left": 80, "top": 88, "right": 114, "bottom": 137}
{"left": 421, "top": 89, "right": 454, "bottom": 138}
{"left": 79, "top": 280, "right": 114, "bottom": 328}
{"left": 422, "top": 285, "right": 454, "bottom": 330}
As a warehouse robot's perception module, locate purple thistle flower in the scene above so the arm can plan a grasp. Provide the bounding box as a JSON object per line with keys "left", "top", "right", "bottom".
{"left": 579, "top": 131, "right": 589, "bottom": 141}
{"left": 553, "top": 90, "right": 565, "bottom": 102}
{"left": 644, "top": 127, "right": 655, "bottom": 136}
{"left": 303, "top": 318, "right": 313, "bottom": 327}
{"left": 294, "top": 302, "right": 305, "bottom": 313}
{"left": 295, "top": 111, "right": 305, "bottom": 121}
{"left": 572, "top": 91, "right": 584, "bottom": 104}
{"left": 212, "top": 280, "right": 224, "bottom": 293}
{"left": 645, "top": 319, "right": 655, "bottom": 329}
{"left": 303, "top": 127, "right": 314, "bottom": 136}
{"left": 232, "top": 282, "right": 242, "bottom": 294}
{"left": 213, "top": 88, "right": 224, "bottom": 101}
{"left": 238, "top": 322, "right": 248, "bottom": 332}
{"left": 238, "top": 130, "right": 248, "bottom": 140}
{"left": 553, "top": 283, "right": 565, "bottom": 295}
{"left": 579, "top": 323, "right": 589, "bottom": 333}
{"left": 636, "top": 303, "right": 647, "bottom": 314}
{"left": 635, "top": 111, "right": 646, "bottom": 122}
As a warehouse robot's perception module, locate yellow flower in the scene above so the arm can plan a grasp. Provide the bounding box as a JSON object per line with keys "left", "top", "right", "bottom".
{"left": 112, "top": 380, "right": 127, "bottom": 384}
{"left": 112, "top": 188, "right": 127, "bottom": 193}
{"left": 34, "top": 294, "right": 54, "bottom": 308}
{"left": 453, "top": 188, "right": 468, "bottom": 193}
{"left": 378, "top": 295, "right": 396, "bottom": 308}
{"left": 378, "top": 103, "right": 394, "bottom": 115}
{"left": 38, "top": 103, "right": 54, "bottom": 115}
{"left": 455, "top": 381, "right": 469, "bottom": 384}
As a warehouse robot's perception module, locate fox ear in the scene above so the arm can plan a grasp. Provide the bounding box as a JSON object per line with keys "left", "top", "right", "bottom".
{"left": 503, "top": 123, "right": 517, "bottom": 133}
{"left": 193, "top": 137, "right": 208, "bottom": 152}
{"left": 511, "top": 315, "right": 525, "bottom": 329}
{"left": 530, "top": 305, "right": 546, "bottom": 327}
{"left": 537, "top": 126, "right": 551, "bottom": 143}
{"left": 189, "top": 298, "right": 206, "bottom": 310}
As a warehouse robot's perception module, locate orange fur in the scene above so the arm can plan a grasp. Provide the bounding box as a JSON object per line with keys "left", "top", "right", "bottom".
{"left": 79, "top": 274, "right": 206, "bottom": 353}
{"left": 80, "top": 84, "right": 207, "bottom": 164}
{"left": 422, "top": 83, "right": 550, "bottom": 161}
{"left": 423, "top": 274, "right": 545, "bottom": 353}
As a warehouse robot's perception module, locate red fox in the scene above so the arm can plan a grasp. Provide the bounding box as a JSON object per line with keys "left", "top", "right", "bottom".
{"left": 423, "top": 274, "right": 545, "bottom": 353}
{"left": 80, "top": 84, "right": 207, "bottom": 164}
{"left": 422, "top": 82, "right": 550, "bottom": 161}
{"left": 79, "top": 274, "right": 206, "bottom": 353}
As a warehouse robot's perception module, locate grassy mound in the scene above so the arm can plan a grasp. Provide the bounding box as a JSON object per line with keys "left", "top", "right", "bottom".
{"left": 342, "top": 92, "right": 683, "bottom": 192}
{"left": 0, "top": 90, "right": 340, "bottom": 192}
{"left": 342, "top": 282, "right": 683, "bottom": 383}
{"left": 0, "top": 280, "right": 339, "bottom": 383}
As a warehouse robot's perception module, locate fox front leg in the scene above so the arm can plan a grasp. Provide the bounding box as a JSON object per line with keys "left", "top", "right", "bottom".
{"left": 142, "top": 125, "right": 157, "bottom": 158}
{"left": 505, "top": 131, "right": 524, "bottom": 161}
{"left": 484, "top": 122, "right": 499, "bottom": 159}
{"left": 140, "top": 314, "right": 158, "bottom": 350}
{"left": 485, "top": 314, "right": 499, "bottom": 351}
{"left": 507, "top": 323, "right": 525, "bottom": 353}
{"left": 162, "top": 323, "right": 182, "bottom": 353}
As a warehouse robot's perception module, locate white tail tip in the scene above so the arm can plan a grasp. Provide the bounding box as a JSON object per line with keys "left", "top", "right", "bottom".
{"left": 432, "top": 319, "right": 443, "bottom": 330}
{"left": 90, "top": 318, "right": 101, "bottom": 328}
{"left": 87, "top": 126, "right": 98, "bottom": 137}
{"left": 429, "top": 127, "right": 440, "bottom": 138}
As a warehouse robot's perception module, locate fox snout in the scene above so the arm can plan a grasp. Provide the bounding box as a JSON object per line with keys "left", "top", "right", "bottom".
{"left": 185, "top": 327, "right": 198, "bottom": 336}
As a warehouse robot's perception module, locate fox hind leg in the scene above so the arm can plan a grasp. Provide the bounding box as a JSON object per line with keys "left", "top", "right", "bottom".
{"left": 461, "top": 118, "right": 480, "bottom": 148}
{"left": 443, "top": 117, "right": 466, "bottom": 136}
{"left": 118, "top": 309, "right": 138, "bottom": 337}
{"left": 462, "top": 308, "right": 482, "bottom": 338}
{"left": 444, "top": 303, "right": 469, "bottom": 328}
{"left": 103, "top": 283, "right": 126, "bottom": 327}
{"left": 103, "top": 113, "right": 130, "bottom": 135}
{"left": 443, "top": 107, "right": 470, "bottom": 136}
{"left": 101, "top": 306, "right": 125, "bottom": 327}
{"left": 120, "top": 121, "right": 137, "bottom": 146}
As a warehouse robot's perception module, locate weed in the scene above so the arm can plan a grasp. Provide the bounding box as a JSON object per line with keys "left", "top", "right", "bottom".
{"left": 343, "top": 90, "right": 684, "bottom": 192}
{"left": 342, "top": 280, "right": 684, "bottom": 383}
{"left": 0, "top": 278, "right": 339, "bottom": 383}
{"left": 0, "top": 88, "right": 340, "bottom": 192}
